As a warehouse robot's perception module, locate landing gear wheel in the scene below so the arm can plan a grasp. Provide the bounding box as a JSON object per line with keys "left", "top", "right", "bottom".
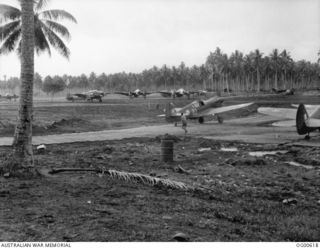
{"left": 198, "top": 117, "right": 204, "bottom": 124}
{"left": 305, "top": 134, "right": 310, "bottom": 140}
{"left": 174, "top": 123, "right": 177, "bottom": 127}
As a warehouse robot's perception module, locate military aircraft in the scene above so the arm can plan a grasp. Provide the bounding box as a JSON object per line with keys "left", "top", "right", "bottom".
{"left": 272, "top": 88, "right": 295, "bottom": 95}
{"left": 66, "top": 90, "right": 105, "bottom": 102}
{"left": 114, "top": 89, "right": 152, "bottom": 98}
{"left": 189, "top": 90, "right": 208, "bottom": 97}
{"left": 0, "top": 93, "right": 19, "bottom": 101}
{"left": 158, "top": 88, "right": 191, "bottom": 98}
{"left": 158, "top": 96, "right": 253, "bottom": 125}
{"left": 258, "top": 104, "right": 320, "bottom": 140}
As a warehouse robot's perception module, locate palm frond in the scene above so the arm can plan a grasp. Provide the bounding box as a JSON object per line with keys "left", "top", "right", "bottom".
{"left": 39, "top": 20, "right": 70, "bottom": 59}
{"left": 43, "top": 20, "right": 70, "bottom": 40}
{"left": 0, "top": 20, "right": 20, "bottom": 42}
{"left": 107, "top": 169, "right": 192, "bottom": 191}
{"left": 34, "top": 22, "right": 51, "bottom": 56}
{"left": 0, "top": 28, "right": 21, "bottom": 55}
{"left": 35, "top": 0, "right": 50, "bottom": 11}
{"left": 39, "top": 9, "right": 77, "bottom": 23}
{"left": 0, "top": 4, "right": 21, "bottom": 22}
{"left": 46, "top": 168, "right": 212, "bottom": 195}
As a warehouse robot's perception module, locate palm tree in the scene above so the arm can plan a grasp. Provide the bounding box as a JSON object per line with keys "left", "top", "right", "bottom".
{"left": 280, "top": 49, "right": 293, "bottom": 89}
{"left": 270, "top": 49, "right": 280, "bottom": 89}
{"left": 199, "top": 64, "right": 209, "bottom": 90}
{"left": 244, "top": 55, "right": 253, "bottom": 91}
{"left": 261, "top": 56, "right": 272, "bottom": 91}
{"left": 205, "top": 48, "right": 223, "bottom": 92}
{"left": 160, "top": 65, "right": 169, "bottom": 90}
{"left": 229, "top": 50, "right": 244, "bottom": 92}
{"left": 0, "top": 0, "right": 76, "bottom": 172}
{"left": 219, "top": 53, "right": 230, "bottom": 94}
{"left": 0, "top": 0, "right": 77, "bottom": 58}
{"left": 251, "top": 49, "right": 263, "bottom": 92}
{"left": 8, "top": 0, "right": 35, "bottom": 171}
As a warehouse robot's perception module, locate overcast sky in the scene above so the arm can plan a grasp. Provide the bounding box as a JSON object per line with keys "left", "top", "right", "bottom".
{"left": 0, "top": 0, "right": 319, "bottom": 78}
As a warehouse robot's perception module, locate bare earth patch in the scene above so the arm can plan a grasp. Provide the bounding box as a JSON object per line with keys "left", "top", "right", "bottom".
{"left": 0, "top": 137, "right": 319, "bottom": 241}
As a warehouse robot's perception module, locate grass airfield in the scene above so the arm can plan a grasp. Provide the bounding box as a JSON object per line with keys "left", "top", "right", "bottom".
{"left": 0, "top": 91, "right": 319, "bottom": 241}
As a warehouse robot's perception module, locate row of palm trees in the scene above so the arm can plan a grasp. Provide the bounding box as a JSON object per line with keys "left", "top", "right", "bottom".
{"left": 27, "top": 50, "right": 319, "bottom": 93}
{"left": 205, "top": 47, "right": 319, "bottom": 93}
{"left": 4, "top": 49, "right": 316, "bottom": 95}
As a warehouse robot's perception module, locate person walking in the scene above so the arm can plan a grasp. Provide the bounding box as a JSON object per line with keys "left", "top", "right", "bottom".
{"left": 181, "top": 113, "right": 188, "bottom": 134}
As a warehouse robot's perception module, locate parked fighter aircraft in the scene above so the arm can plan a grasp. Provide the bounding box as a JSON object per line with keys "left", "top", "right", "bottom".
{"left": 258, "top": 104, "right": 320, "bottom": 140}
{"left": 66, "top": 90, "right": 105, "bottom": 102}
{"left": 189, "top": 90, "right": 208, "bottom": 97}
{"left": 114, "top": 89, "right": 152, "bottom": 98}
{"left": 158, "top": 96, "right": 253, "bottom": 125}
{"left": 158, "top": 88, "right": 191, "bottom": 98}
{"left": 0, "top": 93, "right": 19, "bottom": 101}
{"left": 272, "top": 88, "right": 295, "bottom": 95}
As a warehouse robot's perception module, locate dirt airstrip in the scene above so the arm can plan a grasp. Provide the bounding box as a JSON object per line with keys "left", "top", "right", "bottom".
{"left": 0, "top": 93, "right": 319, "bottom": 241}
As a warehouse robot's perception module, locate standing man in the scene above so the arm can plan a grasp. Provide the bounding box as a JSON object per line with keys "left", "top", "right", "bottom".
{"left": 181, "top": 113, "right": 188, "bottom": 134}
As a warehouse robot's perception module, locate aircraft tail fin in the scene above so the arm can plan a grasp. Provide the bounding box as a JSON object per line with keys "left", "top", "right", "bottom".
{"left": 165, "top": 102, "right": 174, "bottom": 118}
{"left": 296, "top": 104, "right": 312, "bottom": 135}
{"left": 164, "top": 102, "right": 182, "bottom": 123}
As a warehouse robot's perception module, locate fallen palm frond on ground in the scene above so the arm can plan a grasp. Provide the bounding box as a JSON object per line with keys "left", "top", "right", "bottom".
{"left": 108, "top": 169, "right": 190, "bottom": 190}
{"left": 47, "top": 168, "right": 193, "bottom": 192}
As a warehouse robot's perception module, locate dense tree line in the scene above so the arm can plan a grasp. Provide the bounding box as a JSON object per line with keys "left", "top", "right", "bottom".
{"left": 0, "top": 76, "right": 20, "bottom": 92}
{"left": 1, "top": 47, "right": 319, "bottom": 95}
{"left": 205, "top": 48, "right": 320, "bottom": 93}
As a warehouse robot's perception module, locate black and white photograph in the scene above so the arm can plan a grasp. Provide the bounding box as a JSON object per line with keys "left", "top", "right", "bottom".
{"left": 0, "top": 0, "right": 319, "bottom": 244}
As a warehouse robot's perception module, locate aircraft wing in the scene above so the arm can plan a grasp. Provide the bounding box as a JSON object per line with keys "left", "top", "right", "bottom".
{"left": 88, "top": 90, "right": 105, "bottom": 96}
{"left": 144, "top": 92, "right": 154, "bottom": 95}
{"left": 74, "top": 93, "right": 87, "bottom": 99}
{"left": 310, "top": 108, "right": 320, "bottom": 119}
{"left": 158, "top": 91, "right": 171, "bottom": 96}
{"left": 264, "top": 106, "right": 320, "bottom": 127}
{"left": 306, "top": 118, "right": 320, "bottom": 127}
{"left": 114, "top": 92, "right": 130, "bottom": 96}
{"left": 188, "top": 91, "right": 199, "bottom": 95}
{"left": 294, "top": 105, "right": 320, "bottom": 118}
{"left": 257, "top": 107, "right": 296, "bottom": 120}
{"left": 272, "top": 120, "right": 296, "bottom": 127}
{"left": 198, "top": 102, "right": 254, "bottom": 117}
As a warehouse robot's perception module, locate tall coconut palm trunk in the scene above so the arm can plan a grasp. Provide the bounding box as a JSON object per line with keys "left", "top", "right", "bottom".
{"left": 257, "top": 69, "right": 260, "bottom": 92}
{"left": 12, "top": 0, "right": 35, "bottom": 168}
{"left": 225, "top": 73, "right": 230, "bottom": 94}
